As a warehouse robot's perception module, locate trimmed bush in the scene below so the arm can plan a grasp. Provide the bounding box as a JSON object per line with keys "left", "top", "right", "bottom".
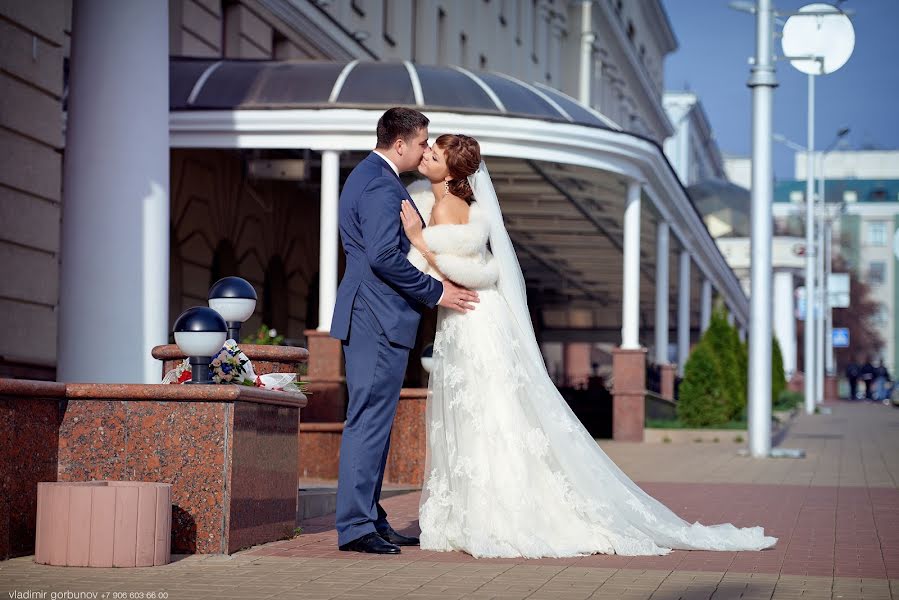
{"left": 701, "top": 308, "right": 746, "bottom": 421}
{"left": 677, "top": 341, "right": 731, "bottom": 427}
{"left": 771, "top": 336, "right": 787, "bottom": 405}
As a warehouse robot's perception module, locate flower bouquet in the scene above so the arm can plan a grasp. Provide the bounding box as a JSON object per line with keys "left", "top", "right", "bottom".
{"left": 211, "top": 340, "right": 250, "bottom": 384}
{"left": 162, "top": 339, "right": 305, "bottom": 393}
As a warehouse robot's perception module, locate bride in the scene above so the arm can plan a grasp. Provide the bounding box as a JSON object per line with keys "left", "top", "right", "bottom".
{"left": 399, "top": 134, "right": 777, "bottom": 559}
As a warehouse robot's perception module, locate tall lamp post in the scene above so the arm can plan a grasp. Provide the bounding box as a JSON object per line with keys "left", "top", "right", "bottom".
{"left": 745, "top": 0, "right": 777, "bottom": 458}
{"left": 818, "top": 128, "right": 850, "bottom": 387}
{"left": 780, "top": 2, "right": 854, "bottom": 415}
{"left": 774, "top": 126, "right": 849, "bottom": 407}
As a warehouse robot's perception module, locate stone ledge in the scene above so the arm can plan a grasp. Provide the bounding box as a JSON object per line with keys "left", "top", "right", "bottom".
{"left": 1, "top": 377, "right": 303, "bottom": 558}
{"left": 0, "top": 378, "right": 306, "bottom": 408}
{"left": 65, "top": 382, "right": 306, "bottom": 408}
{"left": 151, "top": 343, "right": 308, "bottom": 363}
{"left": 0, "top": 378, "right": 65, "bottom": 397}
{"left": 644, "top": 428, "right": 748, "bottom": 444}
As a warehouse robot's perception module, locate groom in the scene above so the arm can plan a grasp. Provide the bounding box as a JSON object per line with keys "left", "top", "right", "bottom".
{"left": 330, "top": 107, "right": 479, "bottom": 554}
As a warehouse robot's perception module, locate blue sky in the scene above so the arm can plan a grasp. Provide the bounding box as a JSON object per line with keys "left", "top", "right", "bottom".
{"left": 660, "top": 0, "right": 899, "bottom": 181}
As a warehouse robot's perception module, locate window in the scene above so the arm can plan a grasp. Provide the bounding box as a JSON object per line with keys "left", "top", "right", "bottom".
{"left": 866, "top": 221, "right": 887, "bottom": 246}
{"left": 869, "top": 187, "right": 888, "bottom": 201}
{"left": 263, "top": 256, "right": 288, "bottom": 333}
{"left": 210, "top": 240, "right": 239, "bottom": 287}
{"left": 437, "top": 7, "right": 448, "bottom": 63}
{"left": 460, "top": 32, "right": 468, "bottom": 67}
{"left": 867, "top": 261, "right": 886, "bottom": 286}
{"left": 382, "top": 0, "right": 396, "bottom": 47}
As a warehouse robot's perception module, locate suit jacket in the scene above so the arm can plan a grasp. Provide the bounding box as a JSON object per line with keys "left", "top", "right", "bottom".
{"left": 330, "top": 152, "right": 444, "bottom": 349}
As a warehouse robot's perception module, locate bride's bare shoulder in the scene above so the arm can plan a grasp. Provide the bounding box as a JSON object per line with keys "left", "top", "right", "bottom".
{"left": 431, "top": 195, "right": 470, "bottom": 225}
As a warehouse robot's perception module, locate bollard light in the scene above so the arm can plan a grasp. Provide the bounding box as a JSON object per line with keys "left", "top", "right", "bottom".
{"left": 208, "top": 276, "right": 257, "bottom": 342}
{"left": 173, "top": 307, "right": 227, "bottom": 384}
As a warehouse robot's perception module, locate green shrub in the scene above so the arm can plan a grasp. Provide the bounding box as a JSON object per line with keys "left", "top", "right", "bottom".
{"left": 771, "top": 336, "right": 787, "bottom": 406}
{"left": 774, "top": 389, "right": 803, "bottom": 412}
{"left": 700, "top": 308, "right": 746, "bottom": 421}
{"left": 241, "top": 324, "right": 284, "bottom": 346}
{"left": 677, "top": 341, "right": 731, "bottom": 427}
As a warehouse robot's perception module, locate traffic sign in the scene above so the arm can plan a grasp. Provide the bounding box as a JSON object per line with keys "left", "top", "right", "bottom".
{"left": 832, "top": 328, "right": 850, "bottom": 348}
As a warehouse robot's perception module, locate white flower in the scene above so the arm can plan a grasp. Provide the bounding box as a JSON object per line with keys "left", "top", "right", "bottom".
{"left": 268, "top": 329, "right": 277, "bottom": 337}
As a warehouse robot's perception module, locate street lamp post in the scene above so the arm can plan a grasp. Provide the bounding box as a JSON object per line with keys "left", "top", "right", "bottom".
{"left": 746, "top": 0, "right": 777, "bottom": 458}
{"left": 817, "top": 128, "right": 850, "bottom": 386}
{"left": 774, "top": 127, "right": 849, "bottom": 408}
{"left": 780, "top": 2, "right": 854, "bottom": 414}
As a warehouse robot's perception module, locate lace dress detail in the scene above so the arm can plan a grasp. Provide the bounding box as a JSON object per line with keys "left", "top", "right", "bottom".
{"left": 412, "top": 203, "right": 777, "bottom": 559}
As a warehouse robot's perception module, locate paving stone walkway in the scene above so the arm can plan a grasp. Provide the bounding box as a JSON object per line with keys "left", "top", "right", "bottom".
{"left": 3, "top": 400, "right": 898, "bottom": 599}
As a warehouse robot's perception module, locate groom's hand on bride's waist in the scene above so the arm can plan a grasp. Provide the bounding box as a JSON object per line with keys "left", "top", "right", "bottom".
{"left": 439, "top": 280, "right": 479, "bottom": 313}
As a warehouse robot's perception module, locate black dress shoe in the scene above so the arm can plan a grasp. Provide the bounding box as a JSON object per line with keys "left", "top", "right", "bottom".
{"left": 339, "top": 532, "right": 401, "bottom": 554}
{"left": 378, "top": 526, "right": 420, "bottom": 546}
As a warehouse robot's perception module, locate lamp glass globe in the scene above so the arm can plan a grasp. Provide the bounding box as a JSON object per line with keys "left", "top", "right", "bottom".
{"left": 174, "top": 331, "right": 227, "bottom": 357}
{"left": 209, "top": 298, "right": 257, "bottom": 323}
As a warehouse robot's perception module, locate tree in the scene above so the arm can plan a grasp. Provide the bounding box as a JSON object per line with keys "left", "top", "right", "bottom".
{"left": 771, "top": 336, "right": 787, "bottom": 403}
{"left": 796, "top": 256, "right": 884, "bottom": 374}
{"left": 677, "top": 341, "right": 731, "bottom": 427}
{"left": 703, "top": 308, "right": 745, "bottom": 420}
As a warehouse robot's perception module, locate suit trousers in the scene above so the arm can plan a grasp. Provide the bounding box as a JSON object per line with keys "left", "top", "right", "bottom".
{"left": 336, "top": 294, "right": 411, "bottom": 546}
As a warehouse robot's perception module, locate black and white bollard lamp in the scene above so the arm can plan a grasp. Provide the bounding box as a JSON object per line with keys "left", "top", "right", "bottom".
{"left": 173, "top": 307, "right": 227, "bottom": 384}
{"left": 208, "top": 276, "right": 257, "bottom": 342}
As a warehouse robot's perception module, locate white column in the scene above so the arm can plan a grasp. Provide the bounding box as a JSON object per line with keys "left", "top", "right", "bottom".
{"left": 773, "top": 271, "right": 797, "bottom": 379}
{"left": 577, "top": 1, "right": 595, "bottom": 106}
{"left": 317, "top": 150, "right": 340, "bottom": 332}
{"left": 815, "top": 203, "right": 826, "bottom": 402}
{"left": 677, "top": 250, "right": 691, "bottom": 375}
{"left": 824, "top": 224, "right": 835, "bottom": 375}
{"left": 700, "top": 278, "right": 712, "bottom": 333}
{"left": 57, "top": 0, "right": 169, "bottom": 383}
{"left": 654, "top": 221, "right": 670, "bottom": 363}
{"left": 620, "top": 181, "right": 642, "bottom": 349}
{"left": 747, "top": 0, "right": 776, "bottom": 456}
{"left": 803, "top": 72, "right": 817, "bottom": 415}
{"left": 673, "top": 117, "right": 692, "bottom": 185}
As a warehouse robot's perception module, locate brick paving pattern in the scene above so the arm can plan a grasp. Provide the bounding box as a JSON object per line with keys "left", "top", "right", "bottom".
{"left": 2, "top": 401, "right": 898, "bottom": 599}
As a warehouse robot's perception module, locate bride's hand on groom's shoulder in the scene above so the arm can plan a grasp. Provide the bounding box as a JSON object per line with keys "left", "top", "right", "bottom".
{"left": 439, "top": 279, "right": 479, "bottom": 313}
{"left": 400, "top": 199, "right": 423, "bottom": 245}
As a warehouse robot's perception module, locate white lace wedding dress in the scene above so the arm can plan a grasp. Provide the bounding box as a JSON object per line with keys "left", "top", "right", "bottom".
{"left": 407, "top": 183, "right": 777, "bottom": 559}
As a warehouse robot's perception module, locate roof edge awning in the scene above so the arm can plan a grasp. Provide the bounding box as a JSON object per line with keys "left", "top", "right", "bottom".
{"left": 170, "top": 57, "right": 622, "bottom": 131}
{"left": 168, "top": 58, "right": 750, "bottom": 327}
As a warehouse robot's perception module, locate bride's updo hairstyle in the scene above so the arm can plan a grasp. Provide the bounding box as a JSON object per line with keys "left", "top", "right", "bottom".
{"left": 434, "top": 134, "right": 481, "bottom": 203}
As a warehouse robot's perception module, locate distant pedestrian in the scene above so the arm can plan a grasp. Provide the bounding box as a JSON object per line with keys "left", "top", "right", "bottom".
{"left": 873, "top": 360, "right": 891, "bottom": 403}
{"left": 846, "top": 360, "right": 860, "bottom": 401}
{"left": 860, "top": 358, "right": 875, "bottom": 401}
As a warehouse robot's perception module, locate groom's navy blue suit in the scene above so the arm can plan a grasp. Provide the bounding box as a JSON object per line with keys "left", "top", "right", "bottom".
{"left": 330, "top": 152, "right": 443, "bottom": 546}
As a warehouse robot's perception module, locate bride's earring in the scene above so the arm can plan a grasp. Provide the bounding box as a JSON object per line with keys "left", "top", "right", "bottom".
{"left": 443, "top": 180, "right": 450, "bottom": 198}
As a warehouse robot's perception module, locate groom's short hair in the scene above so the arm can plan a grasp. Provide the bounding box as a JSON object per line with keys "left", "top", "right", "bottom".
{"left": 376, "top": 107, "right": 429, "bottom": 149}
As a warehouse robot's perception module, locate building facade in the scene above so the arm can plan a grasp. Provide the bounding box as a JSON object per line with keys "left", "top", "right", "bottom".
{"left": 2, "top": 0, "right": 746, "bottom": 404}
{"left": 662, "top": 91, "right": 726, "bottom": 188}
{"left": 774, "top": 174, "right": 899, "bottom": 377}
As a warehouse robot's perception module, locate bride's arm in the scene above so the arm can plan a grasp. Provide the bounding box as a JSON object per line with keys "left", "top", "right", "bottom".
{"left": 401, "top": 199, "right": 451, "bottom": 277}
